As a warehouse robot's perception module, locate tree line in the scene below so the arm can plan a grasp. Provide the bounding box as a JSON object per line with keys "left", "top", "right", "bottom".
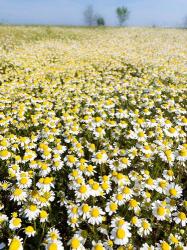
{"left": 84, "top": 5, "right": 130, "bottom": 26}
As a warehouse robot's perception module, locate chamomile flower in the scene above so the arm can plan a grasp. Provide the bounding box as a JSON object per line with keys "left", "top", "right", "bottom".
{"left": 11, "top": 188, "right": 27, "bottom": 203}
{"left": 39, "top": 210, "right": 49, "bottom": 222}
{"left": 75, "top": 184, "right": 91, "bottom": 200}
{"left": 166, "top": 183, "right": 182, "bottom": 198}
{"left": 25, "top": 226, "right": 36, "bottom": 237}
{"left": 24, "top": 204, "right": 40, "bottom": 221}
{"left": 68, "top": 235, "right": 85, "bottom": 250}
{"left": 9, "top": 217, "right": 22, "bottom": 230}
{"left": 105, "top": 201, "right": 118, "bottom": 215}
{"left": 110, "top": 226, "right": 132, "bottom": 245}
{"left": 8, "top": 236, "right": 23, "bottom": 250}
{"left": 46, "top": 228, "right": 61, "bottom": 242}
{"left": 155, "top": 178, "right": 168, "bottom": 194}
{"left": 176, "top": 146, "right": 187, "bottom": 162}
{"left": 45, "top": 241, "right": 64, "bottom": 250}
{"left": 37, "top": 177, "right": 54, "bottom": 191}
{"left": 169, "top": 233, "right": 181, "bottom": 246}
{"left": 156, "top": 240, "right": 171, "bottom": 250}
{"left": 92, "top": 150, "right": 108, "bottom": 164}
{"left": 159, "top": 150, "right": 175, "bottom": 165}
{"left": 137, "top": 219, "right": 152, "bottom": 236}
{"left": 152, "top": 200, "right": 170, "bottom": 221}
{"left": 0, "top": 150, "right": 11, "bottom": 160}
{"left": 92, "top": 241, "right": 105, "bottom": 250}
{"left": 79, "top": 203, "right": 91, "bottom": 219}
{"left": 88, "top": 206, "right": 105, "bottom": 225}
{"left": 162, "top": 169, "right": 175, "bottom": 181}
{"left": 173, "top": 211, "right": 187, "bottom": 226}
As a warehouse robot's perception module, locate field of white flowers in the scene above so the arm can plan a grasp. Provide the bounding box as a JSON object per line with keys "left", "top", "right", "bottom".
{"left": 0, "top": 26, "right": 187, "bottom": 250}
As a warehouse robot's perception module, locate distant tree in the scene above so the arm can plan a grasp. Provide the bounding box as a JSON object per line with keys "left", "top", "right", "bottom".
{"left": 184, "top": 16, "right": 187, "bottom": 28}
{"left": 116, "top": 6, "right": 129, "bottom": 26}
{"left": 96, "top": 16, "right": 105, "bottom": 26}
{"left": 84, "top": 5, "right": 95, "bottom": 26}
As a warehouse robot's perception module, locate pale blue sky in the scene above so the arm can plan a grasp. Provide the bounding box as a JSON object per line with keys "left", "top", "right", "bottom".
{"left": 0, "top": 0, "right": 186, "bottom": 26}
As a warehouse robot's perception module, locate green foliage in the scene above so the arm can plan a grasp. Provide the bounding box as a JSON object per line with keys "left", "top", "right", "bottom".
{"left": 116, "top": 6, "right": 130, "bottom": 26}
{"left": 97, "top": 17, "right": 105, "bottom": 26}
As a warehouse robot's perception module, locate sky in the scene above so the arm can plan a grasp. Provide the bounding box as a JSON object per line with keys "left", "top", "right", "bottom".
{"left": 0, "top": 0, "right": 187, "bottom": 27}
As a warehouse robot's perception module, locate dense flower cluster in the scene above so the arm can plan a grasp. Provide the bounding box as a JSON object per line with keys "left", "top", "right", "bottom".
{"left": 0, "top": 27, "right": 186, "bottom": 249}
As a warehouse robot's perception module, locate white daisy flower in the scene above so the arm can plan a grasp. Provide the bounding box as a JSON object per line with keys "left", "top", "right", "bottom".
{"left": 110, "top": 225, "right": 131, "bottom": 245}
{"left": 9, "top": 217, "right": 22, "bottom": 230}
{"left": 8, "top": 236, "right": 23, "bottom": 250}
{"left": 137, "top": 219, "right": 152, "bottom": 237}
{"left": 173, "top": 211, "right": 187, "bottom": 226}
{"left": 166, "top": 183, "right": 182, "bottom": 198}
{"left": 88, "top": 206, "right": 105, "bottom": 225}
{"left": 25, "top": 226, "right": 36, "bottom": 237}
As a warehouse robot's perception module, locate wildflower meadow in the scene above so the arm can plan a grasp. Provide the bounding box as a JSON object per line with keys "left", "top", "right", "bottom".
{"left": 0, "top": 26, "right": 187, "bottom": 249}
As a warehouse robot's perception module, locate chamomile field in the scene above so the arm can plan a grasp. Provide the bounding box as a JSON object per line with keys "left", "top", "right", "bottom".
{"left": 0, "top": 26, "right": 187, "bottom": 250}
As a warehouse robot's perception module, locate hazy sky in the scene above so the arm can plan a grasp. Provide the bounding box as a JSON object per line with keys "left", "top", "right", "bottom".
{"left": 0, "top": 0, "right": 186, "bottom": 27}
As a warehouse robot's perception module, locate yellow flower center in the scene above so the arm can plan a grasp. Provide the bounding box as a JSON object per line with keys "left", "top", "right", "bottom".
{"left": 161, "top": 242, "right": 170, "bottom": 250}
{"left": 116, "top": 228, "right": 126, "bottom": 239}
{"left": 71, "top": 217, "right": 78, "bottom": 223}
{"left": 12, "top": 218, "right": 21, "bottom": 226}
{"left": 0, "top": 150, "right": 9, "bottom": 157}
{"left": 82, "top": 204, "right": 90, "bottom": 213}
{"left": 170, "top": 235, "right": 178, "bottom": 244}
{"left": 49, "top": 243, "right": 58, "bottom": 250}
{"left": 131, "top": 216, "right": 138, "bottom": 225}
{"left": 79, "top": 185, "right": 87, "bottom": 193}
{"left": 68, "top": 155, "right": 76, "bottom": 163}
{"left": 9, "top": 238, "right": 21, "bottom": 250}
{"left": 110, "top": 202, "right": 117, "bottom": 211}
{"left": 129, "top": 199, "right": 138, "bottom": 208}
{"left": 72, "top": 170, "right": 78, "bottom": 177}
{"left": 29, "top": 204, "right": 37, "bottom": 211}
{"left": 40, "top": 210, "right": 48, "bottom": 218}
{"left": 121, "top": 157, "right": 128, "bottom": 164}
{"left": 181, "top": 117, "right": 187, "bottom": 123}
{"left": 102, "top": 182, "right": 109, "bottom": 190}
{"left": 117, "top": 173, "right": 124, "bottom": 180}
{"left": 138, "top": 132, "right": 145, "bottom": 137}
{"left": 50, "top": 232, "right": 58, "bottom": 241}
{"left": 146, "top": 178, "right": 153, "bottom": 185}
{"left": 169, "top": 188, "right": 177, "bottom": 196}
{"left": 72, "top": 207, "right": 78, "bottom": 214}
{"left": 116, "top": 194, "right": 123, "bottom": 201}
{"left": 43, "top": 177, "right": 52, "bottom": 184}
{"left": 91, "top": 208, "right": 100, "bottom": 217}
{"left": 157, "top": 207, "right": 166, "bottom": 216}
{"left": 169, "top": 127, "right": 176, "bottom": 133}
{"left": 159, "top": 181, "right": 167, "bottom": 188}
{"left": 96, "top": 153, "right": 103, "bottom": 160}
{"left": 13, "top": 188, "right": 22, "bottom": 196}
{"left": 167, "top": 170, "right": 174, "bottom": 176}
{"left": 165, "top": 150, "right": 172, "bottom": 158}
{"left": 179, "top": 148, "right": 187, "bottom": 157}
{"left": 178, "top": 212, "right": 186, "bottom": 220}
{"left": 25, "top": 226, "right": 34, "bottom": 233}
{"left": 71, "top": 238, "right": 80, "bottom": 248}
{"left": 142, "top": 221, "right": 149, "bottom": 229}
{"left": 92, "top": 183, "right": 99, "bottom": 190}
{"left": 96, "top": 127, "right": 103, "bottom": 133}
{"left": 20, "top": 177, "right": 28, "bottom": 185}
{"left": 123, "top": 186, "right": 130, "bottom": 194}
{"left": 94, "top": 244, "right": 104, "bottom": 250}
{"left": 95, "top": 117, "right": 102, "bottom": 122}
